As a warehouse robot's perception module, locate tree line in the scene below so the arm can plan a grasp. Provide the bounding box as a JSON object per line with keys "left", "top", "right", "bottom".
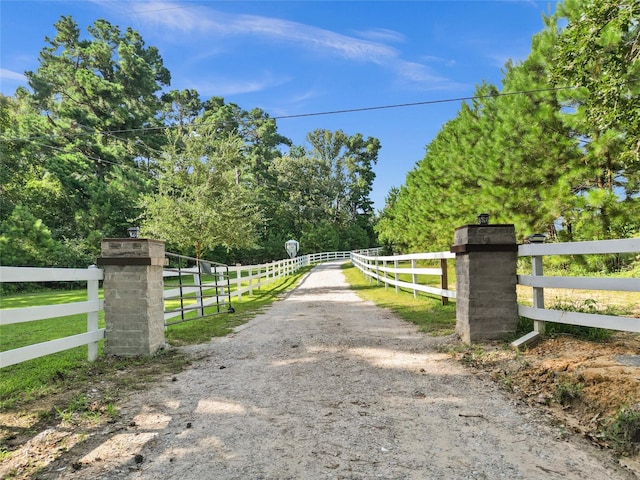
{"left": 0, "top": 16, "right": 380, "bottom": 267}
{"left": 376, "top": 0, "right": 640, "bottom": 264}
{"left": 2, "top": 1, "right": 639, "bottom": 271}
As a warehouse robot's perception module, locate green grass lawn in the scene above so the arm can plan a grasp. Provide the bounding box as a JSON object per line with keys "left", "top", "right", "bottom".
{"left": 341, "top": 262, "right": 457, "bottom": 336}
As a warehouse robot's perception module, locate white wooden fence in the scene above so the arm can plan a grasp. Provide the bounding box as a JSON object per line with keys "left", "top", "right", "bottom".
{"left": 5, "top": 239, "right": 635, "bottom": 369}
{"left": 231, "top": 251, "right": 354, "bottom": 300}
{"left": 0, "top": 250, "right": 357, "bottom": 368}
{"left": 350, "top": 239, "right": 639, "bottom": 335}
{"left": 0, "top": 266, "right": 104, "bottom": 368}
{"left": 518, "top": 238, "right": 640, "bottom": 335}
{"left": 163, "top": 251, "right": 354, "bottom": 320}
{"left": 350, "top": 251, "right": 456, "bottom": 304}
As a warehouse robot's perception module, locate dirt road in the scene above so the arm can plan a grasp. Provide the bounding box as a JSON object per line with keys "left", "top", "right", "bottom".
{"left": 52, "top": 262, "right": 634, "bottom": 479}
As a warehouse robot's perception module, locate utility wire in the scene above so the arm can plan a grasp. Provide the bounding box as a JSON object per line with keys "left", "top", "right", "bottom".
{"left": 271, "top": 86, "right": 575, "bottom": 120}
{"left": 0, "top": 85, "right": 575, "bottom": 144}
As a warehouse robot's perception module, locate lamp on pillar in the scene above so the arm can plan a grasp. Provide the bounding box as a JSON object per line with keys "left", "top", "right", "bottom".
{"left": 527, "top": 233, "right": 546, "bottom": 244}
{"left": 127, "top": 227, "right": 140, "bottom": 238}
{"left": 477, "top": 213, "right": 490, "bottom": 225}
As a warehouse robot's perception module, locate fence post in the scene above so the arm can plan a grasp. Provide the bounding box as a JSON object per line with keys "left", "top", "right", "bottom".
{"left": 383, "top": 259, "right": 388, "bottom": 289}
{"left": 532, "top": 255, "right": 546, "bottom": 334}
{"left": 249, "top": 267, "right": 254, "bottom": 295}
{"left": 451, "top": 224, "right": 518, "bottom": 343}
{"left": 219, "top": 271, "right": 225, "bottom": 296}
{"left": 440, "top": 258, "right": 449, "bottom": 306}
{"left": 236, "top": 264, "right": 242, "bottom": 300}
{"left": 87, "top": 265, "right": 100, "bottom": 362}
{"left": 257, "top": 265, "right": 262, "bottom": 291}
{"left": 411, "top": 259, "right": 417, "bottom": 298}
{"left": 394, "top": 259, "right": 399, "bottom": 293}
{"left": 98, "top": 238, "right": 165, "bottom": 357}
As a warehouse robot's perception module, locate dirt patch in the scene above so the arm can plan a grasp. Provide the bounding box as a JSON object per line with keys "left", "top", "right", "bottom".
{"left": 0, "top": 351, "right": 189, "bottom": 479}
{"left": 455, "top": 333, "right": 640, "bottom": 462}
{"left": 1, "top": 263, "right": 639, "bottom": 479}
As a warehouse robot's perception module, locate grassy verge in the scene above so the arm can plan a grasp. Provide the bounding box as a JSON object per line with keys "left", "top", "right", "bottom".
{"left": 341, "top": 262, "right": 456, "bottom": 336}
{"left": 165, "top": 266, "right": 311, "bottom": 345}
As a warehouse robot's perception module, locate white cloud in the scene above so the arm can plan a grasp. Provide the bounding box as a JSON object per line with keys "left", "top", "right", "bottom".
{"left": 183, "top": 72, "right": 291, "bottom": 97}
{"left": 0, "top": 68, "right": 26, "bottom": 81}
{"left": 422, "top": 55, "right": 457, "bottom": 67}
{"left": 354, "top": 28, "right": 406, "bottom": 44}
{"left": 95, "top": 1, "right": 458, "bottom": 90}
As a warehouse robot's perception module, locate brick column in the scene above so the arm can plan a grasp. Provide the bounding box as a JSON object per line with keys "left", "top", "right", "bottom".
{"left": 98, "top": 238, "right": 166, "bottom": 357}
{"left": 451, "top": 225, "right": 518, "bottom": 343}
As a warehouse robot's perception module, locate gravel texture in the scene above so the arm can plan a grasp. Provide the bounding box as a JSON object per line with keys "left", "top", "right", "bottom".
{"left": 53, "top": 262, "right": 634, "bottom": 479}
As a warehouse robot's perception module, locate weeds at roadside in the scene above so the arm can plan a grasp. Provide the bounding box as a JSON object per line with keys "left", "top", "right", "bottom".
{"left": 553, "top": 378, "right": 584, "bottom": 406}
{"left": 602, "top": 406, "right": 640, "bottom": 456}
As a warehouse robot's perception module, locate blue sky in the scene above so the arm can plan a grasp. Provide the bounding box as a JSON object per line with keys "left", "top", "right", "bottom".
{"left": 1, "top": 0, "right": 554, "bottom": 211}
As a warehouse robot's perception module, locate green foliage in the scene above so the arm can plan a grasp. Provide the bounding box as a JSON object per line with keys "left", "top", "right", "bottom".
{"left": 341, "top": 263, "right": 456, "bottom": 336}
{"left": 0, "top": 205, "right": 60, "bottom": 267}
{"left": 141, "top": 127, "right": 261, "bottom": 258}
{"left": 553, "top": 378, "right": 584, "bottom": 406}
{"left": 301, "top": 221, "right": 340, "bottom": 254}
{"left": 379, "top": 0, "right": 639, "bottom": 253}
{"left": 21, "top": 16, "right": 169, "bottom": 242}
{"left": 603, "top": 406, "right": 640, "bottom": 455}
{"left": 0, "top": 15, "right": 380, "bottom": 267}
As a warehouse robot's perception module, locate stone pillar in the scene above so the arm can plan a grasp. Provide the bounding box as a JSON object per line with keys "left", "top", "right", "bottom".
{"left": 450, "top": 225, "right": 518, "bottom": 344}
{"left": 98, "top": 238, "right": 166, "bottom": 357}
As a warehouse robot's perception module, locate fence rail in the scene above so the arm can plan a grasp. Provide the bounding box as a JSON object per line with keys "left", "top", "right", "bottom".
{"left": 350, "top": 238, "right": 639, "bottom": 337}
{"left": 6, "top": 238, "right": 634, "bottom": 369}
{"left": 517, "top": 237, "right": 640, "bottom": 336}
{"left": 0, "top": 250, "right": 358, "bottom": 368}
{"left": 350, "top": 251, "right": 456, "bottom": 305}
{"left": 0, "top": 266, "right": 104, "bottom": 368}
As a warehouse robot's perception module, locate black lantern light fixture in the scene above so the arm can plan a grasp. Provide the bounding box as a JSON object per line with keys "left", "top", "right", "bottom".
{"left": 127, "top": 226, "right": 140, "bottom": 238}
{"left": 477, "top": 213, "right": 489, "bottom": 225}
{"left": 528, "top": 233, "right": 546, "bottom": 244}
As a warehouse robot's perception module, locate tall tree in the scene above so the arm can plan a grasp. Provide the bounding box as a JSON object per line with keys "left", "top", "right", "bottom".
{"left": 21, "top": 16, "right": 170, "bottom": 248}
{"left": 140, "top": 120, "right": 261, "bottom": 259}
{"left": 551, "top": 0, "right": 640, "bottom": 239}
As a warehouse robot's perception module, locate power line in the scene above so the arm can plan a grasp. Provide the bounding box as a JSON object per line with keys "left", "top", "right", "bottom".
{"left": 0, "top": 86, "right": 574, "bottom": 144}
{"left": 271, "top": 87, "right": 575, "bottom": 120}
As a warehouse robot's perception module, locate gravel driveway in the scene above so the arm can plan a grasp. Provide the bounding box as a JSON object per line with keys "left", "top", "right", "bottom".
{"left": 57, "top": 261, "right": 634, "bottom": 479}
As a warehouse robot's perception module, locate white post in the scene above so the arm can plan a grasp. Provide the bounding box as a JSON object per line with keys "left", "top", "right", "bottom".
{"left": 87, "top": 265, "right": 100, "bottom": 362}
{"left": 236, "top": 264, "right": 242, "bottom": 300}
{"left": 249, "top": 267, "right": 254, "bottom": 295}
{"left": 532, "top": 255, "right": 546, "bottom": 334}
{"left": 257, "top": 265, "right": 262, "bottom": 291}
{"left": 411, "top": 259, "right": 417, "bottom": 298}
{"left": 383, "top": 259, "right": 388, "bottom": 289}
{"left": 394, "top": 259, "right": 399, "bottom": 293}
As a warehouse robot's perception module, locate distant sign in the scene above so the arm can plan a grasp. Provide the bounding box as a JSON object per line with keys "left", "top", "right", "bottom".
{"left": 285, "top": 239, "right": 299, "bottom": 258}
